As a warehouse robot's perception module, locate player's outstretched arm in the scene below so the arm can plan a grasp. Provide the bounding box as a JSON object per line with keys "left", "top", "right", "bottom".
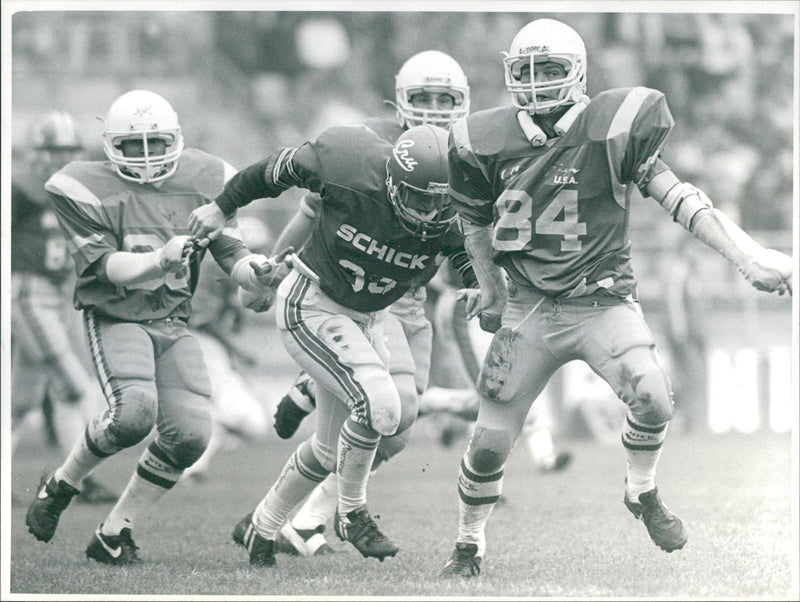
{"left": 462, "top": 222, "right": 508, "bottom": 332}
{"left": 103, "top": 235, "right": 194, "bottom": 286}
{"left": 647, "top": 169, "right": 792, "bottom": 296}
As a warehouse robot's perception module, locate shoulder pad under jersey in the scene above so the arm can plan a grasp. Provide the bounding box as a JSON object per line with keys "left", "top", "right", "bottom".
{"left": 309, "top": 125, "right": 392, "bottom": 197}
{"left": 46, "top": 160, "right": 124, "bottom": 200}
{"left": 565, "top": 87, "right": 672, "bottom": 143}
{"left": 452, "top": 106, "right": 531, "bottom": 161}
{"left": 363, "top": 117, "right": 406, "bottom": 144}
{"left": 161, "top": 148, "right": 230, "bottom": 197}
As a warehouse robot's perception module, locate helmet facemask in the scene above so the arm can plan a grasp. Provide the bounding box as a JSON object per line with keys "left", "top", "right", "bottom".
{"left": 396, "top": 86, "right": 469, "bottom": 129}
{"left": 104, "top": 131, "right": 183, "bottom": 184}
{"left": 386, "top": 162, "right": 455, "bottom": 240}
{"left": 502, "top": 19, "right": 587, "bottom": 115}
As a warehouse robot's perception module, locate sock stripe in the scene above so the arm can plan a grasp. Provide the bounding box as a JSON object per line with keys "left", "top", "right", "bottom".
{"left": 147, "top": 441, "right": 174, "bottom": 465}
{"left": 341, "top": 424, "right": 380, "bottom": 450}
{"left": 621, "top": 437, "right": 664, "bottom": 452}
{"left": 625, "top": 415, "right": 667, "bottom": 434}
{"left": 458, "top": 489, "right": 501, "bottom": 506}
{"left": 294, "top": 450, "right": 328, "bottom": 483}
{"left": 460, "top": 459, "right": 503, "bottom": 483}
{"left": 136, "top": 465, "right": 178, "bottom": 490}
{"left": 84, "top": 427, "right": 114, "bottom": 458}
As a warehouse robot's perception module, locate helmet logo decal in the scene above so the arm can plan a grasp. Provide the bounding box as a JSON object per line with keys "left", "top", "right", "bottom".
{"left": 520, "top": 44, "right": 550, "bottom": 53}
{"left": 393, "top": 139, "right": 418, "bottom": 172}
{"left": 132, "top": 104, "right": 153, "bottom": 118}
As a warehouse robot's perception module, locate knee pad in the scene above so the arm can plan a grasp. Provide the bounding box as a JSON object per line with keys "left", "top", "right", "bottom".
{"left": 158, "top": 406, "right": 213, "bottom": 469}
{"left": 467, "top": 426, "right": 514, "bottom": 474}
{"left": 629, "top": 367, "right": 674, "bottom": 425}
{"left": 310, "top": 432, "right": 338, "bottom": 473}
{"left": 105, "top": 388, "right": 158, "bottom": 449}
{"left": 375, "top": 428, "right": 412, "bottom": 465}
{"left": 362, "top": 371, "right": 402, "bottom": 436}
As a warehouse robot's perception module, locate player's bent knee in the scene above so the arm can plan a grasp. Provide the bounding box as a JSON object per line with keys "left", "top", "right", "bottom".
{"left": 363, "top": 373, "right": 402, "bottom": 436}
{"left": 467, "top": 426, "right": 514, "bottom": 473}
{"left": 108, "top": 391, "right": 158, "bottom": 448}
{"left": 630, "top": 369, "right": 674, "bottom": 425}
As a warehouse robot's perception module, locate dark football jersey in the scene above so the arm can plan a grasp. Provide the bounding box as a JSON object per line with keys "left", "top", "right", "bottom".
{"left": 11, "top": 172, "right": 73, "bottom": 284}
{"left": 216, "top": 125, "right": 464, "bottom": 312}
{"left": 45, "top": 149, "right": 246, "bottom": 321}
{"left": 450, "top": 87, "right": 674, "bottom": 298}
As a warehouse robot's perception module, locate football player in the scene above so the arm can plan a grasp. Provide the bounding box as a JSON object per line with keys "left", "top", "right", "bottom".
{"left": 266, "top": 50, "right": 475, "bottom": 556}
{"left": 25, "top": 90, "right": 278, "bottom": 565}
{"left": 188, "top": 123, "right": 464, "bottom": 567}
{"left": 10, "top": 111, "right": 116, "bottom": 504}
{"left": 439, "top": 19, "right": 793, "bottom": 578}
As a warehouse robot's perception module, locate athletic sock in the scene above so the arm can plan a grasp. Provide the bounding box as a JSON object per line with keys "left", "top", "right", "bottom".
{"left": 455, "top": 454, "right": 503, "bottom": 558}
{"left": 54, "top": 427, "right": 106, "bottom": 490}
{"left": 101, "top": 441, "right": 182, "bottom": 535}
{"left": 622, "top": 412, "right": 668, "bottom": 501}
{"left": 253, "top": 440, "right": 328, "bottom": 539}
{"left": 336, "top": 417, "right": 380, "bottom": 516}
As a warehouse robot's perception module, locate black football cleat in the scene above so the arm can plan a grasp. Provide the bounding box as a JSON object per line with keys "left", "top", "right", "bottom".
{"left": 232, "top": 513, "right": 276, "bottom": 567}
{"left": 86, "top": 526, "right": 141, "bottom": 565}
{"left": 25, "top": 474, "right": 79, "bottom": 542}
{"left": 334, "top": 506, "right": 398, "bottom": 561}
{"left": 625, "top": 487, "right": 688, "bottom": 552}
{"left": 439, "top": 542, "right": 481, "bottom": 578}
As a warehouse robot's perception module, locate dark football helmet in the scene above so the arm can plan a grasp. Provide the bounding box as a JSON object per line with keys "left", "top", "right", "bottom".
{"left": 385, "top": 124, "right": 455, "bottom": 240}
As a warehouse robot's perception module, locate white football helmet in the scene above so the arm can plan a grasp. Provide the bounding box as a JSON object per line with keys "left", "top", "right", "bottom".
{"left": 102, "top": 90, "right": 184, "bottom": 183}
{"left": 395, "top": 50, "right": 470, "bottom": 128}
{"left": 503, "top": 19, "right": 587, "bottom": 114}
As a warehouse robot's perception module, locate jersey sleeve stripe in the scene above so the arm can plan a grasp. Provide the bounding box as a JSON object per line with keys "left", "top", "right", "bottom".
{"left": 45, "top": 172, "right": 103, "bottom": 208}
{"left": 605, "top": 87, "right": 656, "bottom": 208}
{"left": 222, "top": 160, "right": 238, "bottom": 184}
{"left": 271, "top": 147, "right": 300, "bottom": 187}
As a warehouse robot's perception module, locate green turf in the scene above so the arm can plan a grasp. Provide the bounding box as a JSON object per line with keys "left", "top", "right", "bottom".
{"left": 7, "top": 428, "right": 796, "bottom": 599}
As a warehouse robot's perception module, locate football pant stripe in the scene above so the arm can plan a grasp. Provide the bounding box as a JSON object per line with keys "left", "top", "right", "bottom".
{"left": 84, "top": 310, "right": 121, "bottom": 408}
{"left": 283, "top": 274, "right": 369, "bottom": 416}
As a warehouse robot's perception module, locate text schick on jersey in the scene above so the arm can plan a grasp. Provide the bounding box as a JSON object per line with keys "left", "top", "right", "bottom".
{"left": 336, "top": 224, "right": 429, "bottom": 269}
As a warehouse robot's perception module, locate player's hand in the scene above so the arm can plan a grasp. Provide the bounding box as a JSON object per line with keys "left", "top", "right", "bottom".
{"left": 740, "top": 248, "right": 793, "bottom": 296}
{"left": 251, "top": 247, "right": 295, "bottom": 288}
{"left": 188, "top": 203, "right": 227, "bottom": 240}
{"left": 456, "top": 288, "right": 482, "bottom": 319}
{"left": 238, "top": 285, "right": 276, "bottom": 313}
{"left": 478, "top": 311, "right": 503, "bottom": 333}
{"left": 156, "top": 235, "right": 194, "bottom": 272}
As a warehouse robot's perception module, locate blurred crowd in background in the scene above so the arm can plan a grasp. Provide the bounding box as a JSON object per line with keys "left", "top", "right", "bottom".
{"left": 8, "top": 9, "right": 796, "bottom": 435}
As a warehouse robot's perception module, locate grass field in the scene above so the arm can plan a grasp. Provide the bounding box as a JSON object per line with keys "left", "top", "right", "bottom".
{"left": 5, "top": 423, "right": 797, "bottom": 600}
